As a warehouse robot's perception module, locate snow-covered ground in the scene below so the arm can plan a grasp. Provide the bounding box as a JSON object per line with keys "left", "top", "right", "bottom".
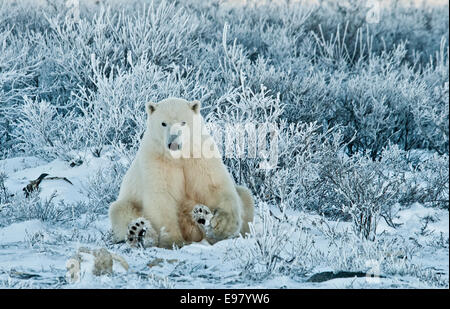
{"left": 0, "top": 155, "right": 447, "bottom": 288}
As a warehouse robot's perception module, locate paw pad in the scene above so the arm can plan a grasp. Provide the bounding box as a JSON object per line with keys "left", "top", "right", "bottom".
{"left": 192, "top": 204, "right": 213, "bottom": 227}
{"left": 127, "top": 218, "right": 152, "bottom": 247}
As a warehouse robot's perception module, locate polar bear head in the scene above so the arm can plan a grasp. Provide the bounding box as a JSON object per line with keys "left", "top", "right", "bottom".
{"left": 144, "top": 97, "right": 204, "bottom": 159}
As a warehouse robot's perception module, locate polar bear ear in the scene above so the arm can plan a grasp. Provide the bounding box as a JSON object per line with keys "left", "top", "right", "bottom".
{"left": 145, "top": 101, "right": 156, "bottom": 114}
{"left": 189, "top": 100, "right": 201, "bottom": 114}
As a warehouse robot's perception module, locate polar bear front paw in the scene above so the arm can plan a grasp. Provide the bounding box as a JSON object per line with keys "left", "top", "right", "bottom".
{"left": 127, "top": 218, "right": 156, "bottom": 248}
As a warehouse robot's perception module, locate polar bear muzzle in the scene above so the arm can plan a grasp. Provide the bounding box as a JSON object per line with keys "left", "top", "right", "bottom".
{"left": 168, "top": 134, "right": 181, "bottom": 151}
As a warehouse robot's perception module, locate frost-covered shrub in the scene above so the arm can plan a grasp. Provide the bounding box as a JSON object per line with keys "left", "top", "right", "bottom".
{"left": 412, "top": 154, "right": 449, "bottom": 209}
{"left": 73, "top": 55, "right": 154, "bottom": 158}
{"left": 228, "top": 205, "right": 316, "bottom": 281}
{"left": 323, "top": 231, "right": 429, "bottom": 283}
{"left": 13, "top": 97, "right": 60, "bottom": 154}
{"left": 401, "top": 153, "right": 449, "bottom": 210}
{"left": 0, "top": 171, "right": 12, "bottom": 210}
{"left": 311, "top": 216, "right": 448, "bottom": 287}
{"left": 1, "top": 0, "right": 448, "bottom": 160}
{"left": 379, "top": 145, "right": 449, "bottom": 210}
{"left": 288, "top": 41, "right": 448, "bottom": 158}
{"left": 12, "top": 96, "right": 84, "bottom": 162}
{"left": 204, "top": 83, "right": 283, "bottom": 194}
{"left": 36, "top": 0, "right": 200, "bottom": 104}
{"left": 413, "top": 39, "right": 449, "bottom": 155}
{"left": 265, "top": 124, "right": 346, "bottom": 213}
{"left": 0, "top": 28, "right": 39, "bottom": 153}
{"left": 307, "top": 0, "right": 449, "bottom": 67}
{"left": 320, "top": 150, "right": 403, "bottom": 240}
{"left": 118, "top": 0, "right": 200, "bottom": 67}
{"left": 0, "top": 192, "right": 73, "bottom": 227}
{"left": 82, "top": 160, "right": 128, "bottom": 214}
{"left": 205, "top": 82, "right": 346, "bottom": 213}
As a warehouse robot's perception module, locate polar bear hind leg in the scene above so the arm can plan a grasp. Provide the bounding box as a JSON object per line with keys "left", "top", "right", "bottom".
{"left": 109, "top": 200, "right": 157, "bottom": 247}
{"left": 235, "top": 185, "right": 254, "bottom": 236}
{"left": 127, "top": 217, "right": 157, "bottom": 248}
{"left": 191, "top": 185, "right": 254, "bottom": 244}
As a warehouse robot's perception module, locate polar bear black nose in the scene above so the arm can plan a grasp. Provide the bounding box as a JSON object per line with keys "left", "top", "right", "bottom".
{"left": 168, "top": 134, "right": 181, "bottom": 150}
{"left": 168, "top": 142, "right": 181, "bottom": 151}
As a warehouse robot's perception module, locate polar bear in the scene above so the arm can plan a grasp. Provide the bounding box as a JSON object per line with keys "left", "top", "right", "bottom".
{"left": 109, "top": 97, "right": 254, "bottom": 248}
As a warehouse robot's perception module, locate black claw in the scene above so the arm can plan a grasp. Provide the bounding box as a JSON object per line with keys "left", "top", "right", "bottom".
{"left": 131, "top": 226, "right": 137, "bottom": 230}
{"left": 140, "top": 221, "right": 145, "bottom": 225}
{"left": 130, "top": 230, "right": 135, "bottom": 235}
{"left": 138, "top": 230, "right": 145, "bottom": 237}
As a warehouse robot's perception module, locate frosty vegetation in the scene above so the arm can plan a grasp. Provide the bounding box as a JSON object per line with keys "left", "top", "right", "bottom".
{"left": 0, "top": 0, "right": 448, "bottom": 288}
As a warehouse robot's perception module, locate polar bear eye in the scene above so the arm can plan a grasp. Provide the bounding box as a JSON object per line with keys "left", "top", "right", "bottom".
{"left": 161, "top": 122, "right": 167, "bottom": 127}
